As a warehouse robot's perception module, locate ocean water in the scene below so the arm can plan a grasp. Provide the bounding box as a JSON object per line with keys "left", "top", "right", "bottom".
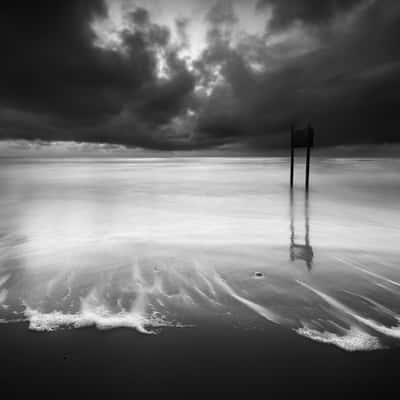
{"left": 0, "top": 157, "right": 400, "bottom": 351}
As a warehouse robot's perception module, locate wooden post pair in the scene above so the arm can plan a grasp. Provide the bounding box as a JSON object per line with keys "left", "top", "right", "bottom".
{"left": 290, "top": 124, "right": 314, "bottom": 191}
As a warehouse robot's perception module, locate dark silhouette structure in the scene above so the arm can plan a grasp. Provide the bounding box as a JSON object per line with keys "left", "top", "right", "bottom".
{"left": 289, "top": 190, "right": 313, "bottom": 270}
{"left": 290, "top": 124, "right": 314, "bottom": 191}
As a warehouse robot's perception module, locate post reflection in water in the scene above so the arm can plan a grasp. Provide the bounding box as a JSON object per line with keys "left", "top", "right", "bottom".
{"left": 289, "top": 190, "right": 314, "bottom": 270}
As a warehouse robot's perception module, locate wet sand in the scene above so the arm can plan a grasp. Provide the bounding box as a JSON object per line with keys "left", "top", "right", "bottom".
{"left": 1, "top": 158, "right": 400, "bottom": 393}
{"left": 1, "top": 322, "right": 399, "bottom": 394}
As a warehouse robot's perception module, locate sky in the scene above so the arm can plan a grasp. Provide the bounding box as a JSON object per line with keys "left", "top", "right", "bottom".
{"left": 0, "top": 0, "right": 399, "bottom": 156}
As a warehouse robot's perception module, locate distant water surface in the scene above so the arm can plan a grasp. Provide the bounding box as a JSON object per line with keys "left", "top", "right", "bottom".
{"left": 0, "top": 157, "right": 400, "bottom": 351}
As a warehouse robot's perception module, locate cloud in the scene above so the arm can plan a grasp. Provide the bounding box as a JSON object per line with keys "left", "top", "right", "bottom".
{"left": 0, "top": 0, "right": 399, "bottom": 153}
{"left": 206, "top": 0, "right": 238, "bottom": 26}
{"left": 192, "top": 0, "right": 400, "bottom": 149}
{"left": 0, "top": 0, "right": 196, "bottom": 148}
{"left": 257, "top": 0, "right": 366, "bottom": 31}
{"left": 0, "top": 1, "right": 129, "bottom": 121}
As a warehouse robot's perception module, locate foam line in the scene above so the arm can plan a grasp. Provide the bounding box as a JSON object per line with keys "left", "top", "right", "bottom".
{"left": 344, "top": 291, "right": 400, "bottom": 321}
{"left": 295, "top": 325, "right": 382, "bottom": 351}
{"left": 0, "top": 318, "right": 27, "bottom": 324}
{"left": 23, "top": 306, "right": 173, "bottom": 334}
{"left": 372, "top": 281, "right": 400, "bottom": 295}
{"left": 297, "top": 281, "right": 400, "bottom": 339}
{"left": 215, "top": 274, "right": 284, "bottom": 324}
{"left": 335, "top": 256, "right": 400, "bottom": 287}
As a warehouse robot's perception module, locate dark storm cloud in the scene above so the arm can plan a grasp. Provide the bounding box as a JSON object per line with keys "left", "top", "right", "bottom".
{"left": 206, "top": 0, "right": 238, "bottom": 26}
{"left": 0, "top": 1, "right": 133, "bottom": 121}
{"left": 0, "top": 0, "right": 195, "bottom": 148}
{"left": 130, "top": 57, "right": 195, "bottom": 126}
{"left": 257, "top": 0, "right": 366, "bottom": 31}
{"left": 193, "top": 0, "right": 400, "bottom": 149}
{"left": 0, "top": 0, "right": 399, "bottom": 152}
{"left": 130, "top": 7, "right": 150, "bottom": 27}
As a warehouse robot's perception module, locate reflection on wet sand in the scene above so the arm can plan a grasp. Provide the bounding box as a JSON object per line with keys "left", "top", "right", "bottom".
{"left": 0, "top": 158, "right": 400, "bottom": 352}
{"left": 290, "top": 190, "right": 314, "bottom": 270}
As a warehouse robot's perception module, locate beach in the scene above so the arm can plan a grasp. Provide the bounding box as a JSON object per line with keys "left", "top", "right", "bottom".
{"left": 1, "top": 157, "right": 400, "bottom": 393}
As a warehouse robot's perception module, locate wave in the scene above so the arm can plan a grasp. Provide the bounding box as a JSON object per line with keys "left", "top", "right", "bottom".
{"left": 23, "top": 289, "right": 180, "bottom": 334}
{"left": 295, "top": 325, "right": 382, "bottom": 351}
{"left": 297, "top": 280, "right": 400, "bottom": 339}
{"left": 24, "top": 307, "right": 175, "bottom": 334}
{"left": 0, "top": 250, "right": 399, "bottom": 352}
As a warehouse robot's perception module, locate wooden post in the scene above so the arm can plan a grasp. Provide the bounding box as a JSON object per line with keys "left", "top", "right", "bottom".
{"left": 305, "top": 146, "right": 310, "bottom": 191}
{"left": 290, "top": 125, "right": 294, "bottom": 189}
{"left": 290, "top": 123, "right": 314, "bottom": 191}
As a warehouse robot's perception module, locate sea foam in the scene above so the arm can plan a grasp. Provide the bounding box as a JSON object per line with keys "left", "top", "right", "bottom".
{"left": 295, "top": 325, "right": 382, "bottom": 351}
{"left": 24, "top": 307, "right": 173, "bottom": 334}
{"left": 297, "top": 280, "right": 400, "bottom": 339}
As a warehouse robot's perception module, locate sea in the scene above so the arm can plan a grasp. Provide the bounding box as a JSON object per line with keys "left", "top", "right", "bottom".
{"left": 1, "top": 157, "right": 400, "bottom": 352}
